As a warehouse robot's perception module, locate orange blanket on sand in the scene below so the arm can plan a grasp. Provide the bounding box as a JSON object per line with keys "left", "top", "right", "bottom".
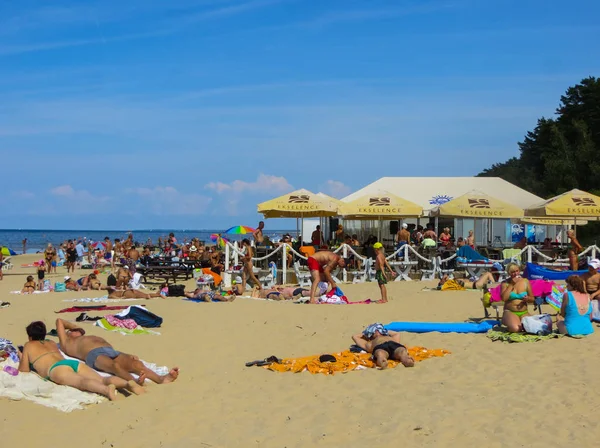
{"left": 264, "top": 348, "right": 450, "bottom": 375}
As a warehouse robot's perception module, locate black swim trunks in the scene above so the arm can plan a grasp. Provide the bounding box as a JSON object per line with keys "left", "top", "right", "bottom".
{"left": 37, "top": 271, "right": 45, "bottom": 280}
{"left": 372, "top": 341, "right": 405, "bottom": 357}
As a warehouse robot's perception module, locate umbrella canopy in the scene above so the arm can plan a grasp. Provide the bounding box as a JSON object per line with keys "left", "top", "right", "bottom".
{"left": 517, "top": 217, "right": 589, "bottom": 226}
{"left": 430, "top": 190, "right": 524, "bottom": 218}
{"left": 338, "top": 190, "right": 423, "bottom": 219}
{"left": 210, "top": 233, "right": 229, "bottom": 248}
{"left": 224, "top": 225, "right": 255, "bottom": 235}
{"left": 524, "top": 189, "right": 600, "bottom": 218}
{"left": 316, "top": 192, "right": 344, "bottom": 207}
{"left": 1, "top": 247, "right": 16, "bottom": 256}
{"left": 257, "top": 189, "right": 339, "bottom": 218}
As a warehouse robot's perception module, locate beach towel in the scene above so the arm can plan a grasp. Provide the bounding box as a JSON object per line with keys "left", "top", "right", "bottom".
{"left": 129, "top": 272, "right": 146, "bottom": 290}
{"left": 55, "top": 305, "right": 142, "bottom": 313}
{"left": 0, "top": 358, "right": 104, "bottom": 412}
{"left": 10, "top": 290, "right": 50, "bottom": 294}
{"left": 260, "top": 348, "right": 450, "bottom": 375}
{"left": 201, "top": 268, "right": 222, "bottom": 286}
{"left": 486, "top": 329, "right": 564, "bottom": 343}
{"left": 441, "top": 279, "right": 466, "bottom": 291}
{"left": 94, "top": 318, "right": 160, "bottom": 335}
{"left": 113, "top": 305, "right": 163, "bottom": 328}
{"left": 63, "top": 296, "right": 143, "bottom": 303}
{"left": 105, "top": 315, "right": 139, "bottom": 330}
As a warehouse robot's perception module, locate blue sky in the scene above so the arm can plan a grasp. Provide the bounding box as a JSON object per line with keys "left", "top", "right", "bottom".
{"left": 1, "top": 0, "right": 598, "bottom": 230}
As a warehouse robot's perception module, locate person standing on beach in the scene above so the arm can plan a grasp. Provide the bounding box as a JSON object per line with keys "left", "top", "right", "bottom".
{"left": 374, "top": 242, "right": 396, "bottom": 303}
{"left": 307, "top": 251, "right": 345, "bottom": 304}
{"left": 44, "top": 243, "right": 56, "bottom": 274}
{"left": 22, "top": 238, "right": 27, "bottom": 254}
{"left": 104, "top": 237, "right": 114, "bottom": 268}
{"left": 396, "top": 223, "right": 411, "bottom": 248}
{"left": 567, "top": 229, "right": 583, "bottom": 271}
{"left": 66, "top": 241, "right": 77, "bottom": 274}
{"left": 0, "top": 248, "right": 3, "bottom": 281}
{"left": 253, "top": 221, "right": 265, "bottom": 245}
{"left": 241, "top": 239, "right": 262, "bottom": 291}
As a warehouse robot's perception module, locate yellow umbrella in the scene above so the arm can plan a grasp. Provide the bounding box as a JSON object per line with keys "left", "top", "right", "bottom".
{"left": 257, "top": 188, "right": 339, "bottom": 218}
{"left": 316, "top": 192, "right": 344, "bottom": 207}
{"left": 430, "top": 190, "right": 524, "bottom": 218}
{"left": 338, "top": 191, "right": 422, "bottom": 218}
{"left": 524, "top": 189, "right": 600, "bottom": 218}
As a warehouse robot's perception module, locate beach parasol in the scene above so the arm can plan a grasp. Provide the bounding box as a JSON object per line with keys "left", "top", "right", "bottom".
{"left": 224, "top": 225, "right": 255, "bottom": 235}
{"left": 1, "top": 247, "right": 17, "bottom": 256}
{"left": 210, "top": 233, "right": 229, "bottom": 248}
{"left": 429, "top": 190, "right": 524, "bottom": 218}
{"left": 524, "top": 189, "right": 600, "bottom": 219}
{"left": 91, "top": 241, "right": 107, "bottom": 248}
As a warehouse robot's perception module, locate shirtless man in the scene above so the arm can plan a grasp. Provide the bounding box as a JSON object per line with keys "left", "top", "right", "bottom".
{"left": 253, "top": 221, "right": 265, "bottom": 245}
{"left": 423, "top": 226, "right": 437, "bottom": 240}
{"left": 241, "top": 239, "right": 261, "bottom": 291}
{"left": 307, "top": 250, "right": 346, "bottom": 304}
{"left": 567, "top": 229, "right": 583, "bottom": 271}
{"left": 104, "top": 237, "right": 114, "bottom": 268}
{"left": 56, "top": 318, "right": 178, "bottom": 385}
{"left": 125, "top": 245, "right": 140, "bottom": 273}
{"left": 352, "top": 323, "right": 414, "bottom": 369}
{"left": 396, "top": 223, "right": 411, "bottom": 247}
{"left": 581, "top": 259, "right": 600, "bottom": 300}
{"left": 114, "top": 239, "right": 124, "bottom": 261}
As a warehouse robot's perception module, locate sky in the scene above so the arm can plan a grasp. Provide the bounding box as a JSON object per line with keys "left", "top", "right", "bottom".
{"left": 0, "top": 0, "right": 598, "bottom": 230}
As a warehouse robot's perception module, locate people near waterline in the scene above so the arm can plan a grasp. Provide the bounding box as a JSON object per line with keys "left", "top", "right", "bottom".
{"left": 311, "top": 225, "right": 323, "bottom": 246}
{"left": 56, "top": 318, "right": 178, "bottom": 385}
{"left": 374, "top": 242, "right": 396, "bottom": 303}
{"left": 501, "top": 263, "right": 534, "bottom": 333}
{"left": 22, "top": 238, "right": 27, "bottom": 254}
{"left": 18, "top": 321, "right": 140, "bottom": 401}
{"left": 241, "top": 239, "right": 262, "bottom": 291}
{"left": 396, "top": 223, "right": 411, "bottom": 248}
{"left": 557, "top": 275, "right": 593, "bottom": 336}
{"left": 22, "top": 275, "right": 36, "bottom": 293}
{"left": 352, "top": 323, "right": 414, "bottom": 369}
{"left": 44, "top": 243, "right": 56, "bottom": 273}
{"left": 36, "top": 261, "right": 46, "bottom": 290}
{"left": 581, "top": 259, "right": 600, "bottom": 300}
{"left": 75, "top": 240, "right": 85, "bottom": 268}
{"left": 65, "top": 240, "right": 77, "bottom": 273}
{"left": 439, "top": 227, "right": 452, "bottom": 247}
{"left": 567, "top": 229, "right": 583, "bottom": 271}
{"left": 253, "top": 221, "right": 265, "bottom": 245}
{"left": 307, "top": 250, "right": 346, "bottom": 304}
{"left": 466, "top": 230, "right": 475, "bottom": 248}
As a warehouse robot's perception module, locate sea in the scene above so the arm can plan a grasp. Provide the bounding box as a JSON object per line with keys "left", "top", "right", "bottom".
{"left": 0, "top": 229, "right": 297, "bottom": 254}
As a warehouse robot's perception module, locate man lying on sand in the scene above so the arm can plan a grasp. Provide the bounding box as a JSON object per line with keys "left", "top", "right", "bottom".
{"left": 307, "top": 250, "right": 345, "bottom": 304}
{"left": 19, "top": 321, "right": 143, "bottom": 400}
{"left": 184, "top": 288, "right": 235, "bottom": 302}
{"left": 56, "top": 318, "right": 178, "bottom": 385}
{"left": 107, "top": 286, "right": 163, "bottom": 299}
{"left": 352, "top": 323, "right": 414, "bottom": 369}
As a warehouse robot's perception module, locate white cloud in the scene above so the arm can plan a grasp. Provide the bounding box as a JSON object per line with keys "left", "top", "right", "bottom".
{"left": 205, "top": 173, "right": 292, "bottom": 195}
{"left": 126, "top": 186, "right": 212, "bottom": 215}
{"left": 322, "top": 180, "right": 351, "bottom": 198}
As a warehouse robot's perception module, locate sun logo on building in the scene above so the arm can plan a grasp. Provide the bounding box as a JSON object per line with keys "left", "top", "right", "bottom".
{"left": 288, "top": 195, "right": 309, "bottom": 203}
{"left": 429, "top": 195, "right": 453, "bottom": 205}
{"left": 572, "top": 197, "right": 596, "bottom": 207}
{"left": 468, "top": 198, "right": 491, "bottom": 209}
{"left": 368, "top": 197, "right": 391, "bottom": 206}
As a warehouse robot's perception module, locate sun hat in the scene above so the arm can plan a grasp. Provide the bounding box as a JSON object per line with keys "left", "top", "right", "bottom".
{"left": 589, "top": 259, "right": 600, "bottom": 270}
{"left": 373, "top": 242, "right": 383, "bottom": 249}
{"left": 189, "top": 245, "right": 197, "bottom": 252}
{"left": 64, "top": 276, "right": 70, "bottom": 281}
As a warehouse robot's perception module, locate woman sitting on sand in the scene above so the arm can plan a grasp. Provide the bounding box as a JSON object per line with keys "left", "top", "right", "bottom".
{"left": 501, "top": 263, "right": 534, "bottom": 333}
{"left": 77, "top": 273, "right": 102, "bottom": 290}
{"left": 557, "top": 275, "right": 593, "bottom": 336}
{"left": 18, "top": 321, "right": 142, "bottom": 401}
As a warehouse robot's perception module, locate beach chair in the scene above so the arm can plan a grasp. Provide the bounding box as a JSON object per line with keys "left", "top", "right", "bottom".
{"left": 255, "top": 263, "right": 277, "bottom": 289}
{"left": 1, "top": 257, "right": 12, "bottom": 271}
{"left": 351, "top": 258, "right": 375, "bottom": 283}
{"left": 293, "top": 262, "right": 312, "bottom": 288}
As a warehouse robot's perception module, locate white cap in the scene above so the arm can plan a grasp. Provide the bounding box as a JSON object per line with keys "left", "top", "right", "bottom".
{"left": 64, "top": 276, "right": 70, "bottom": 281}
{"left": 402, "top": 223, "right": 408, "bottom": 229}
{"left": 589, "top": 259, "right": 600, "bottom": 270}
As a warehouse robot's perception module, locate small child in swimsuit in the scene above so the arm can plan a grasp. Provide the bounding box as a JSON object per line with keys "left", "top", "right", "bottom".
{"left": 36, "top": 261, "right": 46, "bottom": 291}
{"left": 374, "top": 242, "right": 396, "bottom": 303}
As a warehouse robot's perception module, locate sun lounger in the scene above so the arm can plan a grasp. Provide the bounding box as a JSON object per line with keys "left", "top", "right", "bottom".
{"left": 1, "top": 257, "right": 12, "bottom": 271}
{"left": 293, "top": 261, "right": 312, "bottom": 288}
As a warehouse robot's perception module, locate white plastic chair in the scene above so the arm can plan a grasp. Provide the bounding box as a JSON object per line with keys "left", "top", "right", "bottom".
{"left": 1, "top": 257, "right": 12, "bottom": 271}
{"left": 293, "top": 262, "right": 312, "bottom": 288}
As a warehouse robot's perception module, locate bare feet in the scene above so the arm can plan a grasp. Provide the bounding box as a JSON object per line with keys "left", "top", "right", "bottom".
{"left": 398, "top": 351, "right": 415, "bottom": 368}
{"left": 126, "top": 379, "right": 146, "bottom": 395}
{"left": 377, "top": 299, "right": 388, "bottom": 304}
{"left": 160, "top": 367, "right": 179, "bottom": 384}
{"left": 107, "top": 384, "right": 118, "bottom": 401}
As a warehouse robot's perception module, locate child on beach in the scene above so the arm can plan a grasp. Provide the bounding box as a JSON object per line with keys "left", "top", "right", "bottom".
{"left": 36, "top": 261, "right": 46, "bottom": 291}
{"left": 374, "top": 242, "right": 396, "bottom": 303}
{"left": 22, "top": 275, "right": 36, "bottom": 293}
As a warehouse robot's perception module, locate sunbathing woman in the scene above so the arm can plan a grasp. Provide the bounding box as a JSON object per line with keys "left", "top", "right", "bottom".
{"left": 22, "top": 275, "right": 37, "bottom": 294}
{"left": 184, "top": 288, "right": 235, "bottom": 302}
{"left": 107, "top": 286, "right": 163, "bottom": 300}
{"left": 501, "top": 263, "right": 534, "bottom": 333}
{"left": 438, "top": 272, "right": 496, "bottom": 290}
{"left": 250, "top": 285, "right": 310, "bottom": 300}
{"left": 18, "top": 321, "right": 144, "bottom": 400}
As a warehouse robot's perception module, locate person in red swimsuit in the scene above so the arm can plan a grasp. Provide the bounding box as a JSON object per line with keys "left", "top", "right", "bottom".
{"left": 307, "top": 251, "right": 345, "bottom": 304}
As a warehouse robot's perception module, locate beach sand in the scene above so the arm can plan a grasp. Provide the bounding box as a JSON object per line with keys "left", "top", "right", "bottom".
{"left": 1, "top": 254, "right": 598, "bottom": 447}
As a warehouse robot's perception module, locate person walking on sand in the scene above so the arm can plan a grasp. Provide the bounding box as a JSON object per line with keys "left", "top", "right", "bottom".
{"left": 307, "top": 250, "right": 346, "bottom": 304}
{"left": 56, "top": 318, "right": 178, "bottom": 385}
{"left": 374, "top": 242, "right": 396, "bottom": 303}
{"left": 352, "top": 323, "right": 414, "bottom": 369}
{"left": 241, "top": 239, "right": 262, "bottom": 291}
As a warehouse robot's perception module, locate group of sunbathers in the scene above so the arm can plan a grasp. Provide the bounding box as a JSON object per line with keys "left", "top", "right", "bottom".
{"left": 17, "top": 319, "right": 179, "bottom": 400}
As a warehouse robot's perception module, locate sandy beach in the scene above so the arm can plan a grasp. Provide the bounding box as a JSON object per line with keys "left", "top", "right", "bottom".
{"left": 1, "top": 253, "right": 599, "bottom": 447}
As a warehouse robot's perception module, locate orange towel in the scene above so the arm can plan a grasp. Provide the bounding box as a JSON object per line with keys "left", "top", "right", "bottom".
{"left": 201, "top": 268, "right": 222, "bottom": 286}
{"left": 441, "top": 279, "right": 466, "bottom": 291}
{"left": 264, "top": 347, "right": 450, "bottom": 375}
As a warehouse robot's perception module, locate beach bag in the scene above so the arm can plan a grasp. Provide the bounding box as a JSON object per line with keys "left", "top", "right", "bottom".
{"left": 54, "top": 282, "right": 66, "bottom": 292}
{"left": 43, "top": 280, "right": 52, "bottom": 292}
{"left": 522, "top": 314, "right": 553, "bottom": 335}
{"left": 115, "top": 306, "right": 163, "bottom": 328}
{"left": 168, "top": 284, "right": 185, "bottom": 297}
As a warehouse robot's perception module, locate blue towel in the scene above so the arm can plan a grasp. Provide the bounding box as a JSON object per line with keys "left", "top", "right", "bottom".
{"left": 457, "top": 246, "right": 489, "bottom": 262}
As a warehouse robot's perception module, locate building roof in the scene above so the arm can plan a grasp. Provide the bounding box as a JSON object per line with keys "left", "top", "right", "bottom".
{"left": 341, "top": 177, "right": 544, "bottom": 214}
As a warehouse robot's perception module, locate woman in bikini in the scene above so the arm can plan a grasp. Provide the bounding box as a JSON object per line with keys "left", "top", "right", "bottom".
{"left": 567, "top": 229, "right": 583, "bottom": 271}
{"left": 107, "top": 286, "right": 163, "bottom": 300}
{"left": 18, "top": 321, "right": 143, "bottom": 400}
{"left": 21, "top": 275, "right": 37, "bottom": 293}
{"left": 501, "top": 263, "right": 534, "bottom": 333}
{"left": 439, "top": 227, "right": 452, "bottom": 247}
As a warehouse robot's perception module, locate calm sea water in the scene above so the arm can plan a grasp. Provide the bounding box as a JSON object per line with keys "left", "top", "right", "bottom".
{"left": 0, "top": 229, "right": 296, "bottom": 254}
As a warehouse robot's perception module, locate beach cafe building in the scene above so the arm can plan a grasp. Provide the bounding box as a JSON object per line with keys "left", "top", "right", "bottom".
{"left": 338, "top": 177, "right": 557, "bottom": 246}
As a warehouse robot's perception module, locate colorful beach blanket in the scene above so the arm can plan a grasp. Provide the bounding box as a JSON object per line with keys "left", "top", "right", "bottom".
{"left": 262, "top": 348, "right": 450, "bottom": 375}
{"left": 489, "top": 279, "right": 559, "bottom": 304}
{"left": 486, "top": 329, "right": 564, "bottom": 343}
{"left": 94, "top": 318, "right": 160, "bottom": 335}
